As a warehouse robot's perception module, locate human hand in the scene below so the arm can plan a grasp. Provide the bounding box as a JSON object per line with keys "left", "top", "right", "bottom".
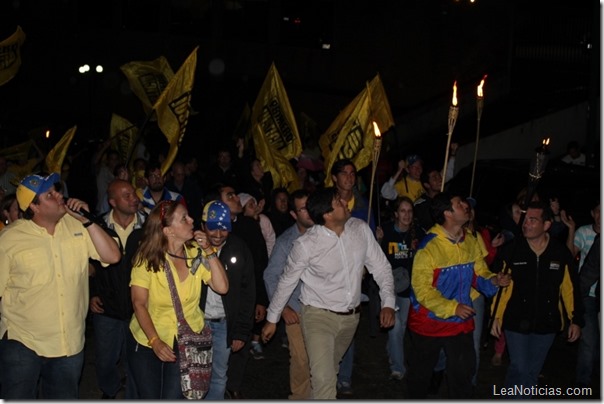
{"left": 231, "top": 339, "right": 245, "bottom": 352}
{"left": 455, "top": 303, "right": 476, "bottom": 320}
{"left": 491, "top": 232, "right": 505, "bottom": 248}
{"left": 89, "top": 296, "right": 104, "bottom": 314}
{"left": 490, "top": 318, "right": 502, "bottom": 338}
{"left": 397, "top": 159, "right": 407, "bottom": 171}
{"left": 375, "top": 226, "right": 384, "bottom": 241}
{"left": 380, "top": 307, "right": 395, "bottom": 328}
{"left": 560, "top": 210, "right": 575, "bottom": 230}
{"left": 151, "top": 339, "right": 176, "bottom": 362}
{"left": 281, "top": 306, "right": 300, "bottom": 325}
{"left": 567, "top": 324, "right": 581, "bottom": 342}
{"left": 261, "top": 322, "right": 277, "bottom": 343}
{"left": 493, "top": 272, "right": 511, "bottom": 287}
{"left": 194, "top": 230, "right": 211, "bottom": 251}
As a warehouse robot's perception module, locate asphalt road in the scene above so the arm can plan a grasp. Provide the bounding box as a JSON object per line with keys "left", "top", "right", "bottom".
{"left": 78, "top": 303, "right": 600, "bottom": 400}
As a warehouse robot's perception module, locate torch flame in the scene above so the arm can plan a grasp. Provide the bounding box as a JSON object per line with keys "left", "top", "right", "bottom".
{"left": 452, "top": 81, "right": 458, "bottom": 106}
{"left": 543, "top": 137, "right": 550, "bottom": 146}
{"left": 477, "top": 74, "right": 487, "bottom": 98}
{"left": 372, "top": 121, "right": 381, "bottom": 138}
{"left": 45, "top": 130, "right": 50, "bottom": 139}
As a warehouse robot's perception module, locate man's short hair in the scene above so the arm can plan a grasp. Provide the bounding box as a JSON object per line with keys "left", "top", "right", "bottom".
{"left": 420, "top": 167, "right": 439, "bottom": 185}
{"left": 288, "top": 189, "right": 310, "bottom": 212}
{"left": 307, "top": 187, "right": 338, "bottom": 226}
{"left": 330, "top": 159, "right": 356, "bottom": 177}
{"left": 431, "top": 192, "right": 460, "bottom": 225}
{"left": 526, "top": 200, "right": 553, "bottom": 222}
{"left": 144, "top": 161, "right": 163, "bottom": 178}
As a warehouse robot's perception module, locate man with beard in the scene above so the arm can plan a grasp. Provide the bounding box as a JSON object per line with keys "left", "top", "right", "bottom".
{"left": 140, "top": 161, "right": 185, "bottom": 214}
{"left": 198, "top": 200, "right": 256, "bottom": 399}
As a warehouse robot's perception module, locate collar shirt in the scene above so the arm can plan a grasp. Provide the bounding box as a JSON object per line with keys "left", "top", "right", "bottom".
{"left": 266, "top": 217, "right": 395, "bottom": 323}
{"left": 0, "top": 215, "right": 106, "bottom": 357}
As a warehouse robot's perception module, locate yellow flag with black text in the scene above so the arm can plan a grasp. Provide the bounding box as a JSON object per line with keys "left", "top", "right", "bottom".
{"left": 250, "top": 63, "right": 301, "bottom": 160}
{"left": 153, "top": 47, "right": 197, "bottom": 176}
{"left": 0, "top": 26, "right": 26, "bottom": 86}
{"left": 109, "top": 114, "right": 138, "bottom": 167}
{"left": 45, "top": 126, "right": 77, "bottom": 174}
{"left": 253, "top": 123, "right": 300, "bottom": 193}
{"left": 120, "top": 56, "right": 175, "bottom": 115}
{"left": 319, "top": 74, "right": 394, "bottom": 186}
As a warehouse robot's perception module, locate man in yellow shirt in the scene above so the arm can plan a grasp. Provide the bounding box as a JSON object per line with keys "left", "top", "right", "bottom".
{"left": 0, "top": 172, "right": 121, "bottom": 399}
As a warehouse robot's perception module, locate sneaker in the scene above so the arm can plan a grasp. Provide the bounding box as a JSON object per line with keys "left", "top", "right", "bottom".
{"left": 389, "top": 371, "right": 405, "bottom": 381}
{"left": 250, "top": 342, "right": 265, "bottom": 360}
{"left": 337, "top": 381, "right": 353, "bottom": 395}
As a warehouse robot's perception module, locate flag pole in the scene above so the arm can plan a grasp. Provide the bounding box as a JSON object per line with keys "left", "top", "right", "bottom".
{"left": 367, "top": 122, "right": 382, "bottom": 223}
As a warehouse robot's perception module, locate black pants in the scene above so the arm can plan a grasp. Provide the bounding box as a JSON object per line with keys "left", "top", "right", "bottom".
{"left": 406, "top": 330, "right": 475, "bottom": 398}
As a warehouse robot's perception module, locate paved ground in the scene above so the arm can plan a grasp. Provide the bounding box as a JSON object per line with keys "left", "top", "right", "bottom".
{"left": 78, "top": 303, "right": 600, "bottom": 400}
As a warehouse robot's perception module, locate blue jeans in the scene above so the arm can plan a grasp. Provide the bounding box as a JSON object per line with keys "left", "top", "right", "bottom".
{"left": 0, "top": 338, "right": 84, "bottom": 399}
{"left": 93, "top": 314, "right": 136, "bottom": 398}
{"left": 205, "top": 319, "right": 231, "bottom": 400}
{"left": 126, "top": 332, "right": 183, "bottom": 399}
{"left": 387, "top": 296, "right": 410, "bottom": 375}
{"left": 576, "top": 296, "right": 600, "bottom": 386}
{"left": 504, "top": 330, "right": 555, "bottom": 396}
{"left": 337, "top": 340, "right": 354, "bottom": 386}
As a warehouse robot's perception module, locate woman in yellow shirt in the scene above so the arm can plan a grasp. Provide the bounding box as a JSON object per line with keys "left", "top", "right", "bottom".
{"left": 127, "top": 200, "right": 228, "bottom": 399}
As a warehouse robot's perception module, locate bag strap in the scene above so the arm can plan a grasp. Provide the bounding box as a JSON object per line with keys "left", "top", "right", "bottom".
{"left": 164, "top": 260, "right": 188, "bottom": 330}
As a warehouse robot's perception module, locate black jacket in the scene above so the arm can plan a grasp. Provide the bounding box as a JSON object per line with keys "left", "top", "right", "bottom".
{"left": 89, "top": 211, "right": 147, "bottom": 321}
{"left": 495, "top": 236, "right": 584, "bottom": 334}
{"left": 200, "top": 234, "right": 256, "bottom": 345}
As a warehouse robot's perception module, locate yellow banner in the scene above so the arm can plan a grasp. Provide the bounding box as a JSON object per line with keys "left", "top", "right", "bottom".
{"left": 120, "top": 55, "right": 175, "bottom": 115}
{"left": 0, "top": 26, "right": 26, "bottom": 86}
{"left": 45, "top": 126, "right": 77, "bottom": 174}
{"left": 153, "top": 47, "right": 198, "bottom": 176}
{"left": 252, "top": 123, "right": 300, "bottom": 193}
{"left": 109, "top": 113, "right": 138, "bottom": 167}
{"left": 250, "top": 62, "right": 301, "bottom": 160}
{"left": 319, "top": 74, "right": 394, "bottom": 186}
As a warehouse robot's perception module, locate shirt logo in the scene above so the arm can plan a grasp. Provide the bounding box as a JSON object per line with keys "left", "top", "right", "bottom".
{"left": 549, "top": 261, "right": 561, "bottom": 271}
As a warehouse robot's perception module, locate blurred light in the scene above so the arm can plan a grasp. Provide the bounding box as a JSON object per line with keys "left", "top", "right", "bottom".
{"left": 95, "top": 65, "right": 103, "bottom": 73}
{"left": 45, "top": 130, "right": 50, "bottom": 139}
{"left": 208, "top": 58, "right": 225, "bottom": 76}
{"left": 283, "top": 16, "right": 290, "bottom": 21}
{"left": 321, "top": 43, "right": 331, "bottom": 50}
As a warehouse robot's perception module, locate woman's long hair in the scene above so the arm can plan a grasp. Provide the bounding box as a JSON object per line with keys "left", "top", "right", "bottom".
{"left": 132, "top": 200, "right": 177, "bottom": 273}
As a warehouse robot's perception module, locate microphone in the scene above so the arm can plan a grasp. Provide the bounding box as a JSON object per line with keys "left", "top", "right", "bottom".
{"left": 64, "top": 197, "right": 98, "bottom": 224}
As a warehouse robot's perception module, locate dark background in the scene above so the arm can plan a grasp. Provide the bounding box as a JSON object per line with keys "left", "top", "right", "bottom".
{"left": 0, "top": 0, "right": 598, "bottom": 161}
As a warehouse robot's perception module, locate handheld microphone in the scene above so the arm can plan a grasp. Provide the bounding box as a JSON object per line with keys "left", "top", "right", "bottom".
{"left": 64, "top": 197, "right": 98, "bottom": 223}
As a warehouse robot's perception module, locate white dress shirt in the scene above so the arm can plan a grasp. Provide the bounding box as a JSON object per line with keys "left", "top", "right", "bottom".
{"left": 266, "top": 217, "right": 395, "bottom": 323}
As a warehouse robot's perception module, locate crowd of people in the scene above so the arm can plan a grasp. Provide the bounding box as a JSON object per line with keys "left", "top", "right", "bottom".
{"left": 0, "top": 135, "right": 599, "bottom": 399}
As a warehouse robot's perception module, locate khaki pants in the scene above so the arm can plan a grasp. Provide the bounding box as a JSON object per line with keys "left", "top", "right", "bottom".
{"left": 285, "top": 321, "right": 311, "bottom": 399}
{"left": 300, "top": 305, "right": 359, "bottom": 399}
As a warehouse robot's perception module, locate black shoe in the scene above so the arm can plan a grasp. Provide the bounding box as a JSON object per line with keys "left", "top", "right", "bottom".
{"left": 226, "top": 389, "right": 246, "bottom": 399}
{"left": 101, "top": 393, "right": 116, "bottom": 399}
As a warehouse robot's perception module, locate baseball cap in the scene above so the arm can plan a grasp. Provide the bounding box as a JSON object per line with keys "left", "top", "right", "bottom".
{"left": 238, "top": 193, "right": 256, "bottom": 209}
{"left": 16, "top": 172, "right": 61, "bottom": 210}
{"left": 406, "top": 154, "right": 423, "bottom": 166}
{"left": 466, "top": 197, "right": 477, "bottom": 209}
{"left": 202, "top": 200, "right": 232, "bottom": 231}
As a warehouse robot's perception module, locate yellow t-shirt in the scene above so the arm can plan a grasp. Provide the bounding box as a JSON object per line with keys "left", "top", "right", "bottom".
{"left": 0, "top": 216, "right": 104, "bottom": 357}
{"left": 394, "top": 177, "right": 424, "bottom": 203}
{"left": 129, "top": 245, "right": 212, "bottom": 348}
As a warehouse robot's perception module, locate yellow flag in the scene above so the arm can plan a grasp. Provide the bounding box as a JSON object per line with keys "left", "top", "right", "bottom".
{"left": 253, "top": 123, "right": 300, "bottom": 193}
{"left": 120, "top": 55, "right": 175, "bottom": 115}
{"left": 45, "top": 126, "right": 77, "bottom": 174}
{"left": 250, "top": 62, "right": 301, "bottom": 160}
{"left": 319, "top": 74, "right": 394, "bottom": 186}
{"left": 0, "top": 26, "right": 26, "bottom": 86}
{"left": 153, "top": 47, "right": 198, "bottom": 176}
{"left": 109, "top": 113, "right": 138, "bottom": 167}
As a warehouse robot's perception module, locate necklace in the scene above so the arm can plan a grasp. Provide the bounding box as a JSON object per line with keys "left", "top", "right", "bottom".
{"left": 167, "top": 251, "right": 192, "bottom": 268}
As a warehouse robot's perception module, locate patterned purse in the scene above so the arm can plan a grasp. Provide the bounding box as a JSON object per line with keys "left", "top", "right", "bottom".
{"left": 164, "top": 261, "right": 213, "bottom": 399}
